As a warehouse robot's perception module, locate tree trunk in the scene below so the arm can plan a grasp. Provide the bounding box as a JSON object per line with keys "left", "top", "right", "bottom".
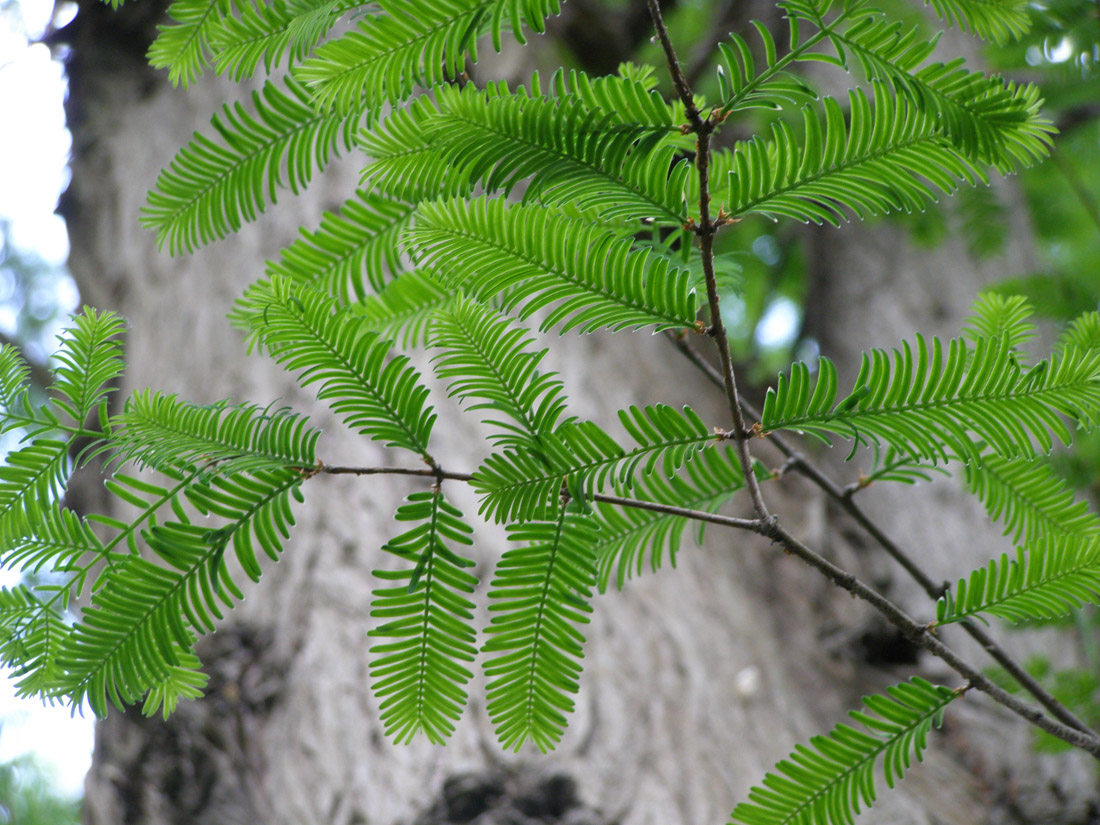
{"left": 58, "top": 3, "right": 1099, "bottom": 824}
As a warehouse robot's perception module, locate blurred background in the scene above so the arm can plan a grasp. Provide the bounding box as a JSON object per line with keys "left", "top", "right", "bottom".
{"left": 0, "top": 0, "right": 1097, "bottom": 819}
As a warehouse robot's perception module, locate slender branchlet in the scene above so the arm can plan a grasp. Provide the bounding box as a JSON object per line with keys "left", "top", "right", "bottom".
{"left": 667, "top": 331, "right": 1100, "bottom": 738}
{"left": 646, "top": 0, "right": 770, "bottom": 521}
{"left": 651, "top": 5, "right": 1100, "bottom": 752}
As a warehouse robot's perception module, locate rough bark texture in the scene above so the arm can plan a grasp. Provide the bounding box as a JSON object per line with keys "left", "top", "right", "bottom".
{"left": 58, "top": 3, "right": 1099, "bottom": 824}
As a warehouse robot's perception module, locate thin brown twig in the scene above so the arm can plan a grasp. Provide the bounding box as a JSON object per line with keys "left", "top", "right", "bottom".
{"left": 666, "top": 332, "right": 1098, "bottom": 736}
{"left": 646, "top": 0, "right": 770, "bottom": 521}
{"left": 318, "top": 463, "right": 760, "bottom": 528}
{"left": 756, "top": 519, "right": 1100, "bottom": 757}
{"left": 310, "top": 456, "right": 1100, "bottom": 751}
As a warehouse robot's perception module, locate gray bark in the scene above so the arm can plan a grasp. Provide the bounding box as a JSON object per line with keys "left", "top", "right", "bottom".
{"left": 57, "top": 3, "right": 1099, "bottom": 824}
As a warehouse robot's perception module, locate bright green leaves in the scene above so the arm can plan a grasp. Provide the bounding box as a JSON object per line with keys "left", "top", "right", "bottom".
{"left": 210, "top": 0, "right": 357, "bottom": 82}
{"left": 963, "top": 293, "right": 1036, "bottom": 355}
{"left": 143, "top": 77, "right": 361, "bottom": 255}
{"left": 410, "top": 198, "right": 698, "bottom": 334}
{"left": 964, "top": 455, "right": 1100, "bottom": 545}
{"left": 108, "top": 391, "right": 319, "bottom": 476}
{"left": 761, "top": 333, "right": 1100, "bottom": 463}
{"left": 58, "top": 468, "right": 303, "bottom": 717}
{"left": 370, "top": 491, "right": 478, "bottom": 744}
{"left": 426, "top": 85, "right": 688, "bottom": 225}
{"left": 353, "top": 269, "right": 454, "bottom": 349}
{"left": 0, "top": 585, "right": 71, "bottom": 699}
{"left": 473, "top": 405, "right": 716, "bottom": 523}
{"left": 296, "top": 0, "right": 560, "bottom": 113}
{"left": 0, "top": 440, "right": 70, "bottom": 547}
{"left": 726, "top": 86, "right": 988, "bottom": 225}
{"left": 593, "top": 447, "right": 762, "bottom": 591}
{"left": 242, "top": 277, "right": 436, "bottom": 456}
{"left": 715, "top": 18, "right": 821, "bottom": 114}
{"left": 50, "top": 309, "right": 127, "bottom": 428}
{"left": 431, "top": 298, "right": 569, "bottom": 450}
{"left": 147, "top": 0, "right": 233, "bottom": 87}
{"left": 731, "top": 678, "right": 959, "bottom": 825}
{"left": 266, "top": 191, "right": 416, "bottom": 302}
{"left": 483, "top": 506, "right": 598, "bottom": 752}
{"left": 936, "top": 537, "right": 1100, "bottom": 626}
{"left": 920, "top": 0, "right": 1030, "bottom": 45}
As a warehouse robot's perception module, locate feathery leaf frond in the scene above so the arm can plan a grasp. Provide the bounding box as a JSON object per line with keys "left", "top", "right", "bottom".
{"left": 353, "top": 269, "right": 454, "bottom": 349}
{"left": 358, "top": 94, "right": 474, "bottom": 202}
{"left": 242, "top": 278, "right": 436, "bottom": 455}
{"left": 760, "top": 335, "right": 1100, "bottom": 462}
{"left": 265, "top": 191, "right": 415, "bottom": 303}
{"left": 731, "top": 677, "right": 959, "bottom": 825}
{"left": 409, "top": 197, "right": 698, "bottom": 334}
{"left": 296, "top": 0, "right": 561, "bottom": 113}
{"left": 725, "top": 85, "right": 988, "bottom": 225}
{"left": 483, "top": 506, "right": 598, "bottom": 752}
{"left": 829, "top": 15, "right": 1049, "bottom": 164}
{"left": 2, "top": 506, "right": 103, "bottom": 577}
{"left": 594, "top": 447, "right": 757, "bottom": 591}
{"left": 919, "top": 0, "right": 1030, "bottom": 45}
{"left": 965, "top": 455, "right": 1100, "bottom": 545}
{"left": 715, "top": 19, "right": 819, "bottom": 113}
{"left": 473, "top": 405, "right": 715, "bottom": 523}
{"left": 937, "top": 536, "right": 1100, "bottom": 625}
{"left": 58, "top": 468, "right": 302, "bottom": 717}
{"left": 1058, "top": 312, "right": 1100, "bottom": 356}
{"left": 0, "top": 585, "right": 71, "bottom": 699}
{"left": 108, "top": 391, "right": 319, "bottom": 476}
{"left": 209, "top": 0, "right": 355, "bottom": 81}
{"left": 369, "top": 490, "right": 478, "bottom": 744}
{"left": 428, "top": 84, "right": 689, "bottom": 225}
{"left": 147, "top": 0, "right": 233, "bottom": 87}
{"left": 962, "top": 293, "right": 1035, "bottom": 356}
{"left": 0, "top": 440, "right": 70, "bottom": 546}
{"left": 49, "top": 308, "right": 127, "bottom": 428}
{"left": 542, "top": 66, "right": 682, "bottom": 129}
{"left": 143, "top": 76, "right": 361, "bottom": 255}
{"left": 431, "top": 298, "right": 570, "bottom": 449}
{"left": 0, "top": 346, "right": 39, "bottom": 435}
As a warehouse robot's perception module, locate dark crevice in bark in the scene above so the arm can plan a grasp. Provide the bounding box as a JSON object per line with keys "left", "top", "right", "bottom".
{"left": 414, "top": 768, "right": 612, "bottom": 825}
{"left": 85, "top": 626, "right": 287, "bottom": 825}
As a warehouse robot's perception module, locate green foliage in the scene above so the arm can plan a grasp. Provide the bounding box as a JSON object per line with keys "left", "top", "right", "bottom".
{"left": 760, "top": 331, "right": 1100, "bottom": 462}
{"left": 593, "top": 447, "right": 763, "bottom": 591}
{"left": 0, "top": 754, "right": 80, "bottom": 825}
{"left": 936, "top": 536, "right": 1100, "bottom": 625}
{"left": 209, "top": 0, "right": 358, "bottom": 81}
{"left": 143, "top": 76, "right": 361, "bottom": 254}
{"left": 147, "top": 0, "right": 233, "bottom": 87}
{"left": 107, "top": 391, "right": 319, "bottom": 476}
{"left": 473, "top": 405, "right": 715, "bottom": 523}
{"left": 265, "top": 190, "right": 415, "bottom": 301}
{"left": 726, "top": 83, "right": 1019, "bottom": 225}
{"left": 295, "top": 0, "right": 560, "bottom": 112}
{"left": 10, "top": 0, "right": 1100, "bottom": 823}
{"left": 239, "top": 277, "right": 436, "bottom": 455}
{"left": 370, "top": 490, "right": 478, "bottom": 744}
{"left": 430, "top": 297, "right": 570, "bottom": 449}
{"left": 483, "top": 505, "right": 599, "bottom": 751}
{"left": 58, "top": 468, "right": 303, "bottom": 717}
{"left": 409, "top": 197, "right": 699, "bottom": 334}
{"left": 731, "top": 678, "right": 959, "bottom": 825}
{"left": 964, "top": 454, "right": 1100, "bottom": 545}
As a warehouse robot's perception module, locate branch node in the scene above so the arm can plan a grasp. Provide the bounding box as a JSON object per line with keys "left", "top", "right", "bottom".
{"left": 299, "top": 459, "right": 324, "bottom": 480}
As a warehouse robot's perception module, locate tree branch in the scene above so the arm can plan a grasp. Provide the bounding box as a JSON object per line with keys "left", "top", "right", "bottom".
{"left": 311, "top": 453, "right": 1100, "bottom": 751}
{"left": 666, "top": 332, "right": 1099, "bottom": 737}
{"left": 646, "top": 0, "right": 770, "bottom": 521}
